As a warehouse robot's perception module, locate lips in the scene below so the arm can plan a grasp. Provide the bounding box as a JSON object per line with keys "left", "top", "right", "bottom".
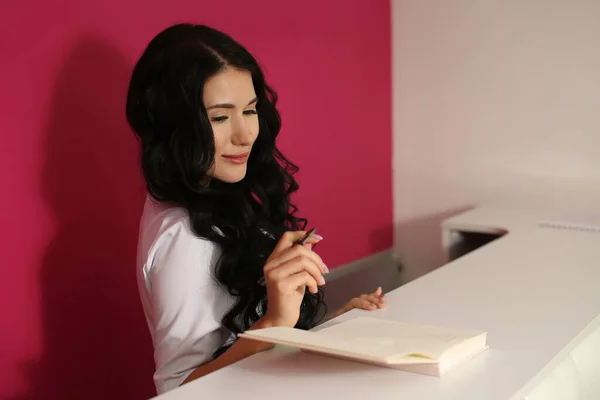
{"left": 222, "top": 152, "right": 249, "bottom": 164}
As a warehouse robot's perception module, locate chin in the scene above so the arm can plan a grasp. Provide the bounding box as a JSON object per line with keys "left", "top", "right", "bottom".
{"left": 215, "top": 167, "right": 248, "bottom": 183}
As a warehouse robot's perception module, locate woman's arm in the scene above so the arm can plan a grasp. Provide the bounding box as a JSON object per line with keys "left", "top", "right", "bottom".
{"left": 183, "top": 230, "right": 326, "bottom": 385}
{"left": 181, "top": 316, "right": 275, "bottom": 384}
{"left": 144, "top": 219, "right": 277, "bottom": 393}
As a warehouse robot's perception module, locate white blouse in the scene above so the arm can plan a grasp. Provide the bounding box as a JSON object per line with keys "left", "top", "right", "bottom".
{"left": 136, "top": 195, "right": 235, "bottom": 394}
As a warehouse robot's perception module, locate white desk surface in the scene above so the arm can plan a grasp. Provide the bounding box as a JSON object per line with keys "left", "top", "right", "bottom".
{"left": 153, "top": 206, "right": 600, "bottom": 400}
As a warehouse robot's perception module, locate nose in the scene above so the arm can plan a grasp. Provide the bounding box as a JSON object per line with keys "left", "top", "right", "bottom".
{"left": 230, "top": 116, "right": 255, "bottom": 146}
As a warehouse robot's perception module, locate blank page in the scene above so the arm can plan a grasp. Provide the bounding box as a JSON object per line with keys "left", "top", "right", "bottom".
{"left": 319, "top": 317, "right": 485, "bottom": 360}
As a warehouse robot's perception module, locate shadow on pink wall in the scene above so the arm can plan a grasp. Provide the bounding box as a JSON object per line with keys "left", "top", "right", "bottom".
{"left": 11, "top": 37, "right": 156, "bottom": 400}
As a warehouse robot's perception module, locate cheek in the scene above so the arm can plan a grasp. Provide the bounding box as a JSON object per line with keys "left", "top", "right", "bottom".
{"left": 211, "top": 127, "right": 227, "bottom": 155}
{"left": 251, "top": 117, "right": 260, "bottom": 141}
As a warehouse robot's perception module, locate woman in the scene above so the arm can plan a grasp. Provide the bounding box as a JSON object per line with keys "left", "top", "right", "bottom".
{"left": 126, "top": 23, "right": 386, "bottom": 394}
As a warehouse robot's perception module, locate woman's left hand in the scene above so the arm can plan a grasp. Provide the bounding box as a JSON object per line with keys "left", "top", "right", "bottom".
{"left": 333, "top": 286, "right": 386, "bottom": 318}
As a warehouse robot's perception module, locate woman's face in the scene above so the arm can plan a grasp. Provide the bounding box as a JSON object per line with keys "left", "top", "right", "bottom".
{"left": 203, "top": 68, "right": 259, "bottom": 183}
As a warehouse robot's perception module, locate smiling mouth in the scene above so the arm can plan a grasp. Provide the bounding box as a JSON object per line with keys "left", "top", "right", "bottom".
{"left": 222, "top": 152, "right": 249, "bottom": 164}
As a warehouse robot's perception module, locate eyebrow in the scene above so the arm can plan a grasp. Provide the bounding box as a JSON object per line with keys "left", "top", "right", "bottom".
{"left": 206, "top": 97, "right": 258, "bottom": 110}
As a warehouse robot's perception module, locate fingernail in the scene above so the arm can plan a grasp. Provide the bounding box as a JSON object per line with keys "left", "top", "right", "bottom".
{"left": 313, "top": 234, "right": 323, "bottom": 240}
{"left": 320, "top": 276, "right": 326, "bottom": 285}
{"left": 322, "top": 264, "right": 329, "bottom": 274}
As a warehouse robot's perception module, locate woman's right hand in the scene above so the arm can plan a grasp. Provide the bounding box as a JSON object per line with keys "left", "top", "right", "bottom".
{"left": 261, "top": 231, "right": 328, "bottom": 328}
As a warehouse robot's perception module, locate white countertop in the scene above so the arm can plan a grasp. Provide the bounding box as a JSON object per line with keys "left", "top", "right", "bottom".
{"left": 153, "top": 206, "right": 600, "bottom": 400}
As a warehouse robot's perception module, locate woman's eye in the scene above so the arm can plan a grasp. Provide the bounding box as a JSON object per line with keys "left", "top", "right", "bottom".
{"left": 243, "top": 109, "right": 258, "bottom": 116}
{"left": 211, "top": 116, "right": 228, "bottom": 123}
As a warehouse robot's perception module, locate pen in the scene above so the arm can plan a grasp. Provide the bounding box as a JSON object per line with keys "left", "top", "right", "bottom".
{"left": 257, "top": 228, "right": 317, "bottom": 286}
{"left": 293, "top": 227, "right": 317, "bottom": 246}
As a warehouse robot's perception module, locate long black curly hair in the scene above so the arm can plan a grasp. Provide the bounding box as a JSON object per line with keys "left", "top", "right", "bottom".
{"left": 125, "top": 23, "right": 326, "bottom": 357}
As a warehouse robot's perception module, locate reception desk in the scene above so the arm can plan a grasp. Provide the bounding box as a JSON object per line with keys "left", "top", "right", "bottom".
{"left": 153, "top": 206, "right": 600, "bottom": 400}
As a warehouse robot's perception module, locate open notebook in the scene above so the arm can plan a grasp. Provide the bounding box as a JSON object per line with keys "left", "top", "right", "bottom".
{"left": 239, "top": 317, "right": 488, "bottom": 376}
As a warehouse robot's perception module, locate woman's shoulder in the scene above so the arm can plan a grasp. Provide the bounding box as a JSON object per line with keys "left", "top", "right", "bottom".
{"left": 140, "top": 194, "right": 224, "bottom": 238}
{"left": 137, "top": 195, "right": 220, "bottom": 278}
{"left": 140, "top": 195, "right": 193, "bottom": 236}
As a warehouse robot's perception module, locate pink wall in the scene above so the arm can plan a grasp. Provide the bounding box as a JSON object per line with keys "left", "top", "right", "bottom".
{"left": 0, "top": 1, "right": 391, "bottom": 399}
